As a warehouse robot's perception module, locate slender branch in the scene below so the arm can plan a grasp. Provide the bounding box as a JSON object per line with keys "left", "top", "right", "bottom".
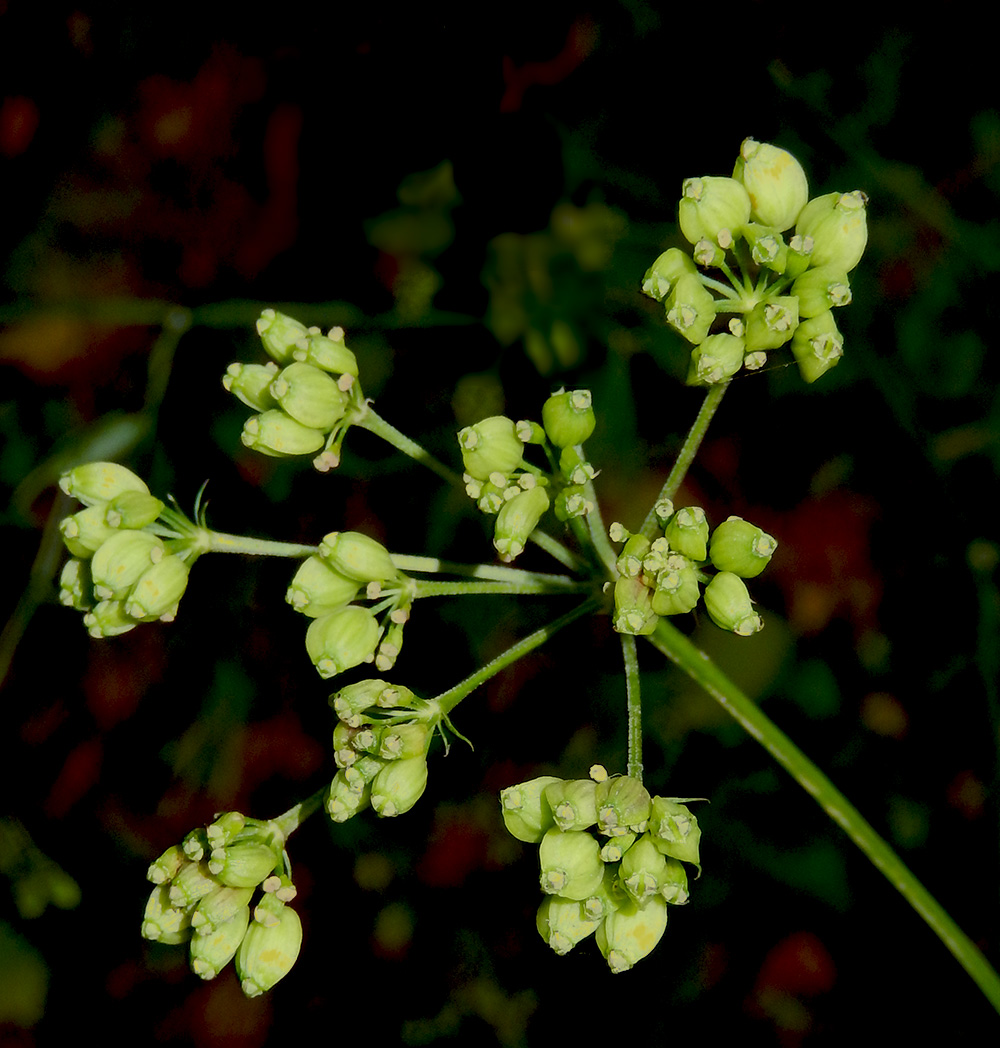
{"left": 201, "top": 531, "right": 317, "bottom": 558}
{"left": 647, "top": 616, "right": 1000, "bottom": 1015}
{"left": 640, "top": 382, "right": 729, "bottom": 539}
{"left": 412, "top": 578, "right": 591, "bottom": 599}
{"left": 271, "top": 785, "right": 329, "bottom": 840}
{"left": 390, "top": 553, "right": 580, "bottom": 588}
{"left": 356, "top": 408, "right": 464, "bottom": 488}
{"left": 528, "top": 528, "right": 585, "bottom": 571}
{"left": 620, "top": 633, "right": 642, "bottom": 781}
{"left": 433, "top": 599, "right": 600, "bottom": 718}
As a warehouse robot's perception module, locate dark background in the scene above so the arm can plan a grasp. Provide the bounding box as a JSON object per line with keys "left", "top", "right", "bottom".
{"left": 2, "top": 4, "right": 999, "bottom": 1044}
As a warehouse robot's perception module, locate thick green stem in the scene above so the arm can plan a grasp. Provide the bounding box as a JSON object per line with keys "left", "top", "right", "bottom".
{"left": 647, "top": 617, "right": 1000, "bottom": 1015}
{"left": 641, "top": 382, "right": 729, "bottom": 539}
{"left": 433, "top": 599, "right": 600, "bottom": 719}
{"left": 356, "top": 407, "right": 464, "bottom": 487}
{"left": 620, "top": 633, "right": 642, "bottom": 781}
{"left": 271, "top": 785, "right": 328, "bottom": 840}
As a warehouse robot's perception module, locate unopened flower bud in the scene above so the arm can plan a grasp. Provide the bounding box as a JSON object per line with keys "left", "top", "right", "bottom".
{"left": 125, "top": 554, "right": 190, "bottom": 621}
{"left": 790, "top": 310, "right": 844, "bottom": 383}
{"left": 190, "top": 905, "right": 250, "bottom": 980}
{"left": 286, "top": 556, "right": 360, "bottom": 617}
{"left": 318, "top": 531, "right": 397, "bottom": 584}
{"left": 306, "top": 605, "right": 380, "bottom": 678}
{"left": 536, "top": 895, "right": 602, "bottom": 956}
{"left": 795, "top": 191, "right": 868, "bottom": 272}
{"left": 102, "top": 491, "right": 164, "bottom": 530}
{"left": 641, "top": 247, "right": 696, "bottom": 301}
{"left": 538, "top": 829, "right": 605, "bottom": 901}
{"left": 651, "top": 555, "right": 701, "bottom": 616}
{"left": 293, "top": 331, "right": 359, "bottom": 378}
{"left": 704, "top": 571, "right": 762, "bottom": 636}
{"left": 270, "top": 362, "right": 348, "bottom": 432}
{"left": 688, "top": 333, "right": 745, "bottom": 386}
{"left": 500, "top": 776, "right": 560, "bottom": 843}
{"left": 595, "top": 775, "right": 651, "bottom": 834}
{"left": 59, "top": 461, "right": 148, "bottom": 507}
{"left": 241, "top": 410, "right": 326, "bottom": 457}
{"left": 223, "top": 361, "right": 280, "bottom": 411}
{"left": 613, "top": 576, "right": 658, "bottom": 636}
{"left": 169, "top": 861, "right": 222, "bottom": 910}
{"left": 190, "top": 885, "right": 254, "bottom": 935}
{"left": 541, "top": 389, "right": 595, "bottom": 448}
{"left": 458, "top": 416, "right": 524, "bottom": 481}
{"left": 371, "top": 756, "right": 429, "bottom": 817}
{"left": 733, "top": 139, "right": 809, "bottom": 231}
{"left": 493, "top": 486, "right": 549, "bottom": 562}
{"left": 665, "top": 506, "right": 709, "bottom": 562}
{"left": 741, "top": 223, "right": 788, "bottom": 273}
{"left": 142, "top": 884, "right": 193, "bottom": 944}
{"left": 792, "top": 266, "right": 852, "bottom": 317}
{"left": 596, "top": 895, "right": 668, "bottom": 972}
{"left": 209, "top": 839, "right": 278, "bottom": 889}
{"left": 236, "top": 901, "right": 302, "bottom": 996}
{"left": 256, "top": 309, "right": 309, "bottom": 365}
{"left": 678, "top": 176, "right": 751, "bottom": 246}
{"left": 147, "top": 844, "right": 186, "bottom": 885}
{"left": 648, "top": 798, "right": 702, "bottom": 867}
{"left": 90, "top": 531, "right": 164, "bottom": 601}
{"left": 620, "top": 833, "right": 670, "bottom": 905}
{"left": 616, "top": 534, "right": 651, "bottom": 579}
{"left": 59, "top": 558, "right": 92, "bottom": 610}
{"left": 709, "top": 516, "right": 777, "bottom": 578}
{"left": 83, "top": 599, "right": 136, "bottom": 638}
{"left": 744, "top": 296, "right": 799, "bottom": 352}
{"left": 60, "top": 506, "right": 119, "bottom": 557}
{"left": 665, "top": 272, "right": 716, "bottom": 345}
{"left": 544, "top": 778, "right": 598, "bottom": 832}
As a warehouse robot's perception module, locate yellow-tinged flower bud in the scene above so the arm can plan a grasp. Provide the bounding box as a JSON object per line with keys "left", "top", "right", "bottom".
{"left": 59, "top": 462, "right": 149, "bottom": 507}
{"left": 678, "top": 176, "right": 751, "bottom": 246}
{"left": 90, "top": 530, "right": 164, "bottom": 601}
{"left": 286, "top": 556, "right": 360, "bottom": 617}
{"left": 371, "top": 756, "right": 429, "bottom": 817}
{"left": 538, "top": 829, "right": 605, "bottom": 901}
{"left": 709, "top": 516, "right": 777, "bottom": 578}
{"left": 236, "top": 901, "right": 302, "bottom": 997}
{"left": 733, "top": 139, "right": 809, "bottom": 231}
{"left": 596, "top": 895, "right": 668, "bottom": 973}
{"left": 223, "top": 361, "right": 280, "bottom": 411}
{"left": 795, "top": 190, "right": 868, "bottom": 272}
{"left": 687, "top": 333, "right": 745, "bottom": 386}
{"left": 544, "top": 778, "right": 598, "bottom": 832}
{"left": 536, "top": 895, "right": 602, "bottom": 956}
{"left": 190, "top": 905, "right": 250, "bottom": 980}
{"left": 125, "top": 555, "right": 190, "bottom": 621}
{"left": 318, "top": 531, "right": 397, "bottom": 584}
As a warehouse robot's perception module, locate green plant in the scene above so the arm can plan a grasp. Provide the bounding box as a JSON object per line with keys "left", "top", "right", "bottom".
{"left": 50, "top": 139, "right": 1000, "bottom": 1009}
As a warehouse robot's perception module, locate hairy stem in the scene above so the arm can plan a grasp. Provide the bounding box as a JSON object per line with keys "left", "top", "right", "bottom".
{"left": 621, "top": 633, "right": 642, "bottom": 781}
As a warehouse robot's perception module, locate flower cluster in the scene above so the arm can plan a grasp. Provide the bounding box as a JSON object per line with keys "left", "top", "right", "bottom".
{"left": 612, "top": 507, "right": 777, "bottom": 637}
{"left": 500, "top": 766, "right": 701, "bottom": 972}
{"left": 643, "top": 138, "right": 867, "bottom": 383}
{"left": 288, "top": 531, "right": 415, "bottom": 679}
{"left": 141, "top": 812, "right": 302, "bottom": 997}
{"left": 224, "top": 309, "right": 367, "bottom": 471}
{"left": 326, "top": 679, "right": 440, "bottom": 822}
{"left": 458, "top": 388, "right": 599, "bottom": 561}
{"left": 58, "top": 462, "right": 193, "bottom": 637}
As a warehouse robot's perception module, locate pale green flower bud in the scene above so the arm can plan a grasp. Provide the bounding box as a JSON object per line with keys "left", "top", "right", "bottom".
{"left": 59, "top": 505, "right": 119, "bottom": 557}
{"left": 650, "top": 556, "right": 701, "bottom": 617}
{"left": 223, "top": 361, "right": 280, "bottom": 411}
{"left": 208, "top": 840, "right": 278, "bottom": 889}
{"left": 616, "top": 534, "right": 651, "bottom": 579}
{"left": 665, "top": 272, "right": 716, "bottom": 345}
{"left": 59, "top": 558, "right": 92, "bottom": 610}
{"left": 305, "top": 606, "right": 380, "bottom": 678}
{"left": 687, "top": 333, "right": 746, "bottom": 386}
{"left": 371, "top": 756, "right": 429, "bottom": 817}
{"left": 256, "top": 308, "right": 310, "bottom": 365}
{"left": 90, "top": 530, "right": 164, "bottom": 601}
{"left": 733, "top": 139, "right": 809, "bottom": 231}
{"left": 538, "top": 829, "right": 605, "bottom": 901}
{"left": 190, "top": 905, "right": 250, "bottom": 980}
{"left": 553, "top": 485, "right": 593, "bottom": 521}
{"left": 660, "top": 857, "right": 690, "bottom": 905}
{"left": 125, "top": 555, "right": 190, "bottom": 621}
{"left": 293, "top": 330, "right": 359, "bottom": 378}
{"left": 205, "top": 812, "right": 247, "bottom": 849}
{"left": 790, "top": 310, "right": 844, "bottom": 383}
{"left": 613, "top": 576, "right": 658, "bottom": 636}
{"left": 741, "top": 223, "right": 788, "bottom": 273}
{"left": 795, "top": 191, "right": 868, "bottom": 272}
{"left": 147, "top": 844, "right": 186, "bottom": 885}
{"left": 83, "top": 599, "right": 136, "bottom": 638}
{"left": 270, "top": 362, "right": 348, "bottom": 432}
{"left": 648, "top": 798, "right": 702, "bottom": 867}
{"left": 599, "top": 834, "right": 635, "bottom": 864}
{"left": 286, "top": 556, "right": 360, "bottom": 617}
{"left": 536, "top": 895, "right": 602, "bottom": 956}
{"left": 693, "top": 238, "right": 726, "bottom": 268}
{"left": 458, "top": 416, "right": 524, "bottom": 481}
{"left": 326, "top": 770, "right": 371, "bottom": 822}
{"left": 59, "top": 461, "right": 148, "bottom": 507}
{"left": 678, "top": 176, "right": 751, "bottom": 246}
{"left": 744, "top": 296, "right": 799, "bottom": 352}
{"left": 791, "top": 266, "right": 852, "bottom": 318}
{"left": 620, "top": 833, "right": 670, "bottom": 906}
{"left": 557, "top": 446, "right": 598, "bottom": 485}
{"left": 378, "top": 722, "right": 430, "bottom": 761}
{"left": 190, "top": 885, "right": 254, "bottom": 934}
{"left": 500, "top": 776, "right": 560, "bottom": 843}
{"left": 236, "top": 901, "right": 302, "bottom": 996}
{"left": 318, "top": 531, "right": 397, "bottom": 584}
{"left": 102, "top": 491, "right": 164, "bottom": 530}
{"left": 541, "top": 388, "right": 595, "bottom": 448}
{"left": 641, "top": 247, "right": 696, "bottom": 301}
{"left": 142, "top": 884, "right": 193, "bottom": 944}
{"left": 515, "top": 419, "right": 547, "bottom": 445}
{"left": 595, "top": 775, "right": 652, "bottom": 835}
{"left": 709, "top": 516, "right": 777, "bottom": 578}
{"left": 596, "top": 895, "right": 668, "bottom": 972}
{"left": 704, "top": 571, "right": 762, "bottom": 636}
{"left": 493, "top": 486, "right": 550, "bottom": 562}
{"left": 544, "top": 778, "right": 598, "bottom": 832}
{"left": 665, "top": 506, "right": 709, "bottom": 562}
{"left": 241, "top": 410, "right": 326, "bottom": 457}
{"left": 169, "top": 861, "right": 222, "bottom": 910}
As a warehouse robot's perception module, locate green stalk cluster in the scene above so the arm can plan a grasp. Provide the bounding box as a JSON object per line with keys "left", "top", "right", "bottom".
{"left": 141, "top": 812, "right": 302, "bottom": 997}
{"left": 326, "top": 679, "right": 441, "bottom": 822}
{"left": 643, "top": 138, "right": 867, "bottom": 384}
{"left": 57, "top": 462, "right": 196, "bottom": 637}
{"left": 612, "top": 510, "right": 777, "bottom": 638}
{"left": 500, "top": 766, "right": 701, "bottom": 972}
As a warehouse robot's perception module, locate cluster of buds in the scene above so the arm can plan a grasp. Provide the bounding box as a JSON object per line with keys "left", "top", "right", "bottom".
{"left": 58, "top": 462, "right": 193, "bottom": 638}
{"left": 326, "top": 679, "right": 440, "bottom": 822}
{"left": 500, "top": 766, "right": 701, "bottom": 972}
{"left": 141, "top": 812, "right": 302, "bottom": 997}
{"left": 225, "top": 309, "right": 367, "bottom": 471}
{"left": 458, "top": 388, "right": 599, "bottom": 561}
{"left": 288, "top": 531, "right": 415, "bottom": 679}
{"left": 612, "top": 505, "right": 777, "bottom": 637}
{"left": 642, "top": 138, "right": 867, "bottom": 383}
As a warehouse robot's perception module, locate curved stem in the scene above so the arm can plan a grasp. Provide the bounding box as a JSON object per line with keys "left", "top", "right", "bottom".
{"left": 647, "top": 617, "right": 1000, "bottom": 1015}
{"left": 433, "top": 599, "right": 600, "bottom": 718}
{"left": 620, "top": 633, "right": 642, "bottom": 781}
{"left": 640, "top": 382, "right": 729, "bottom": 539}
{"left": 356, "top": 407, "right": 464, "bottom": 488}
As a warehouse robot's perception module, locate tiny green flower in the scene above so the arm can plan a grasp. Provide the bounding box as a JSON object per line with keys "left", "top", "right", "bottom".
{"left": 208, "top": 839, "right": 279, "bottom": 889}
{"left": 538, "top": 829, "right": 605, "bottom": 901}
{"left": 650, "top": 555, "right": 701, "bottom": 617}
{"left": 269, "top": 362, "right": 349, "bottom": 432}
{"left": 594, "top": 775, "right": 652, "bottom": 835}
{"left": 457, "top": 416, "right": 525, "bottom": 481}
{"left": 641, "top": 247, "right": 697, "bottom": 301}
{"left": 90, "top": 530, "right": 164, "bottom": 601}
{"left": 688, "top": 332, "right": 745, "bottom": 385}
{"left": 733, "top": 138, "right": 809, "bottom": 231}
{"left": 190, "top": 905, "right": 250, "bottom": 980}
{"left": 169, "top": 860, "right": 223, "bottom": 910}
{"left": 596, "top": 895, "right": 668, "bottom": 973}
{"left": 744, "top": 296, "right": 800, "bottom": 353}
{"left": 147, "top": 844, "right": 187, "bottom": 885}
{"left": 709, "top": 516, "right": 777, "bottom": 578}
{"left": 493, "top": 486, "right": 550, "bottom": 562}
{"left": 541, "top": 388, "right": 596, "bottom": 448}
{"left": 613, "top": 576, "right": 658, "bottom": 636}
{"left": 293, "top": 329, "right": 359, "bottom": 378}
{"left": 223, "top": 361, "right": 280, "bottom": 411}
{"left": 190, "top": 885, "right": 254, "bottom": 935}
{"left": 703, "top": 571, "right": 762, "bottom": 636}
{"left": 790, "top": 309, "right": 844, "bottom": 383}
{"left": 665, "top": 272, "right": 716, "bottom": 345}
{"left": 500, "top": 776, "right": 561, "bottom": 843}
{"left": 544, "top": 778, "right": 598, "bottom": 832}
{"left": 236, "top": 900, "right": 302, "bottom": 997}
{"left": 125, "top": 555, "right": 190, "bottom": 621}
{"left": 318, "top": 531, "right": 398, "bottom": 584}
{"left": 59, "top": 505, "right": 120, "bottom": 558}
{"left": 664, "top": 506, "right": 709, "bottom": 562}
{"left": 370, "top": 756, "right": 429, "bottom": 817}
{"left": 59, "top": 461, "right": 149, "bottom": 507}
{"left": 678, "top": 176, "right": 751, "bottom": 246}
{"left": 59, "top": 558, "right": 92, "bottom": 610}
{"left": 305, "top": 605, "right": 381, "bottom": 678}
{"left": 792, "top": 266, "right": 852, "bottom": 317}
{"left": 286, "top": 556, "right": 360, "bottom": 617}
{"left": 102, "top": 491, "right": 165, "bottom": 530}
{"left": 142, "top": 884, "right": 194, "bottom": 944}
{"left": 536, "top": 895, "right": 602, "bottom": 956}
{"left": 795, "top": 190, "right": 868, "bottom": 272}
{"left": 241, "top": 410, "right": 326, "bottom": 457}
{"left": 256, "top": 308, "right": 310, "bottom": 365}
{"left": 83, "top": 599, "right": 136, "bottom": 638}
{"left": 648, "top": 798, "right": 702, "bottom": 867}
{"left": 741, "top": 223, "right": 788, "bottom": 273}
